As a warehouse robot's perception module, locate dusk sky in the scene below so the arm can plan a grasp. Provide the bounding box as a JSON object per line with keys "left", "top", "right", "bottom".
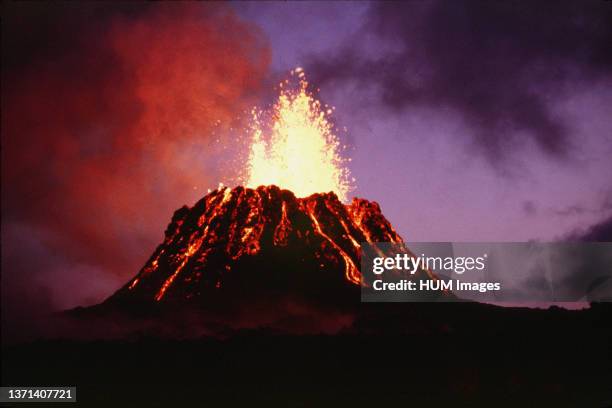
{"left": 2, "top": 1, "right": 611, "bottom": 318}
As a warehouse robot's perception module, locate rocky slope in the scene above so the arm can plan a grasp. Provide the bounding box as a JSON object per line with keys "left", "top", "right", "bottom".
{"left": 105, "top": 185, "right": 407, "bottom": 307}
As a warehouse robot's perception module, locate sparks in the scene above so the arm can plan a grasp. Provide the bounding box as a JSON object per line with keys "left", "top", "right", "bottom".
{"left": 244, "top": 69, "right": 352, "bottom": 202}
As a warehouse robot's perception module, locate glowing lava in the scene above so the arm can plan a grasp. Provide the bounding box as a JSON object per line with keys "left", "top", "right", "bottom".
{"left": 110, "top": 71, "right": 438, "bottom": 304}
{"left": 245, "top": 68, "right": 353, "bottom": 202}
{"left": 116, "top": 185, "right": 408, "bottom": 302}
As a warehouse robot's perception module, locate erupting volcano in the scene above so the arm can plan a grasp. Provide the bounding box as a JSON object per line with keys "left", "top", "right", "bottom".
{"left": 105, "top": 70, "right": 409, "bottom": 308}
{"left": 107, "top": 185, "right": 404, "bottom": 307}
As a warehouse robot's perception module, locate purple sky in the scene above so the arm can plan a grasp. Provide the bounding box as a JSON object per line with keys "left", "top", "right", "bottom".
{"left": 234, "top": 1, "right": 612, "bottom": 242}
{"left": 2, "top": 1, "right": 611, "bottom": 319}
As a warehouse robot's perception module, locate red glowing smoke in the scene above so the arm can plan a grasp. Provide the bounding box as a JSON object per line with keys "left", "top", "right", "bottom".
{"left": 1, "top": 3, "right": 270, "bottom": 314}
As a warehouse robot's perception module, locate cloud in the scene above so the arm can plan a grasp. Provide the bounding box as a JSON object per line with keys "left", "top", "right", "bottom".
{"left": 551, "top": 188, "right": 612, "bottom": 219}
{"left": 1, "top": 2, "right": 270, "bottom": 322}
{"left": 307, "top": 0, "right": 612, "bottom": 162}
{"left": 549, "top": 216, "right": 612, "bottom": 303}
{"left": 570, "top": 215, "right": 612, "bottom": 242}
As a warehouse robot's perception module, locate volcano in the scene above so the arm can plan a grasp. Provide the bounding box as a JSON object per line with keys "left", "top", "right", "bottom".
{"left": 105, "top": 185, "right": 407, "bottom": 309}
{"left": 33, "top": 185, "right": 612, "bottom": 406}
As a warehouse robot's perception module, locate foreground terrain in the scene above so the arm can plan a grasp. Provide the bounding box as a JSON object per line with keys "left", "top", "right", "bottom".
{"left": 3, "top": 303, "right": 611, "bottom": 407}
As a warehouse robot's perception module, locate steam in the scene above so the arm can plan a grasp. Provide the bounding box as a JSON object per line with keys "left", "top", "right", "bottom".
{"left": 2, "top": 2, "right": 270, "bottom": 333}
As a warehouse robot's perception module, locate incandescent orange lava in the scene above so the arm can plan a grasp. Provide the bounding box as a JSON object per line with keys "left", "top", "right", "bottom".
{"left": 119, "top": 71, "right": 434, "bottom": 302}
{"left": 245, "top": 68, "right": 353, "bottom": 202}
{"left": 121, "top": 185, "right": 408, "bottom": 301}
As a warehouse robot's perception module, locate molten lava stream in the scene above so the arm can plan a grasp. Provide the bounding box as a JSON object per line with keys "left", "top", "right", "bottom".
{"left": 304, "top": 201, "right": 361, "bottom": 285}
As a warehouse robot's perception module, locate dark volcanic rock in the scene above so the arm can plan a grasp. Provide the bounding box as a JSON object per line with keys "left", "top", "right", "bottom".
{"left": 104, "top": 185, "right": 403, "bottom": 309}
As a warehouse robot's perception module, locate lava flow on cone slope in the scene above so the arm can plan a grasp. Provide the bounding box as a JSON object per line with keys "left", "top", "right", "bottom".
{"left": 105, "top": 185, "right": 406, "bottom": 309}
{"left": 99, "top": 70, "right": 444, "bottom": 321}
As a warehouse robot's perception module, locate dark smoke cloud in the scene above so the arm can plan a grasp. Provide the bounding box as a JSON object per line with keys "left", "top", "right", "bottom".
{"left": 570, "top": 215, "right": 612, "bottom": 242}
{"left": 307, "top": 0, "right": 612, "bottom": 161}
{"left": 548, "top": 215, "right": 612, "bottom": 303}
{"left": 1, "top": 2, "right": 270, "bottom": 331}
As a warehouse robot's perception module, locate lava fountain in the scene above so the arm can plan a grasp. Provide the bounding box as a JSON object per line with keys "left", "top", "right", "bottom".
{"left": 244, "top": 68, "right": 353, "bottom": 202}
{"left": 105, "top": 69, "right": 423, "bottom": 305}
